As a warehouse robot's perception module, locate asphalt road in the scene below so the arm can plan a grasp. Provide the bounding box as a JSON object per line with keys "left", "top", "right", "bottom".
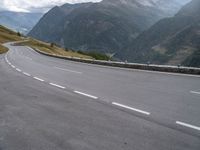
{"left": 0, "top": 42, "right": 200, "bottom": 150}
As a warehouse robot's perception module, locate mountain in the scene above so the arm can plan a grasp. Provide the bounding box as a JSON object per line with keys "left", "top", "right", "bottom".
{"left": 148, "top": 0, "right": 191, "bottom": 16}
{"left": 122, "top": 0, "right": 200, "bottom": 67}
{"left": 29, "top": 0, "right": 189, "bottom": 54}
{"left": 0, "top": 11, "right": 43, "bottom": 34}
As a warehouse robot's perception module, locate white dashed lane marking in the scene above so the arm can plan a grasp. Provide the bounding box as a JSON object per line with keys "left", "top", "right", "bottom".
{"left": 49, "top": 83, "right": 66, "bottom": 89}
{"left": 190, "top": 91, "right": 200, "bottom": 95}
{"left": 176, "top": 121, "right": 200, "bottom": 131}
{"left": 5, "top": 47, "right": 200, "bottom": 134}
{"left": 33, "top": 77, "right": 45, "bottom": 82}
{"left": 112, "top": 102, "right": 150, "bottom": 115}
{"left": 16, "top": 68, "right": 22, "bottom": 72}
{"left": 23, "top": 72, "right": 31, "bottom": 76}
{"left": 74, "top": 91, "right": 98, "bottom": 99}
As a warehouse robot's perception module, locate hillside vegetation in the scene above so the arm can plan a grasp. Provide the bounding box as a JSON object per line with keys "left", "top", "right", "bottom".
{"left": 0, "top": 25, "right": 93, "bottom": 59}
{"left": 0, "top": 45, "right": 8, "bottom": 54}
{"left": 16, "top": 39, "right": 93, "bottom": 59}
{"left": 0, "top": 25, "right": 22, "bottom": 53}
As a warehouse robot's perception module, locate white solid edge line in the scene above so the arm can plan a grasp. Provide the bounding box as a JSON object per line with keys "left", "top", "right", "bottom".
{"left": 190, "top": 91, "right": 200, "bottom": 95}
{"left": 49, "top": 83, "right": 66, "bottom": 89}
{"left": 74, "top": 91, "right": 98, "bottom": 99}
{"left": 176, "top": 121, "right": 200, "bottom": 131}
{"left": 118, "top": 67, "right": 200, "bottom": 78}
{"left": 23, "top": 72, "right": 31, "bottom": 76}
{"left": 16, "top": 68, "right": 21, "bottom": 72}
{"left": 28, "top": 45, "right": 199, "bottom": 78}
{"left": 5, "top": 56, "right": 8, "bottom": 62}
{"left": 66, "top": 60, "right": 200, "bottom": 78}
{"left": 112, "top": 102, "right": 150, "bottom": 115}
{"left": 34, "top": 77, "right": 44, "bottom": 82}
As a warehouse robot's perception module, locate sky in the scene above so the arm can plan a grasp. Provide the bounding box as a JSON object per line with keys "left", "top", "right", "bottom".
{"left": 0, "top": 0, "right": 191, "bottom": 13}
{"left": 0, "top": 0, "right": 102, "bottom": 13}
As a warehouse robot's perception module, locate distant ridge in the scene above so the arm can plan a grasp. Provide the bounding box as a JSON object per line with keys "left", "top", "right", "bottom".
{"left": 28, "top": 0, "right": 187, "bottom": 54}
{"left": 122, "top": 0, "right": 200, "bottom": 67}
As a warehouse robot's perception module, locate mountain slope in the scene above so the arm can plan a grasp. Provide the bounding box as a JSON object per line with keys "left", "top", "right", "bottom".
{"left": 0, "top": 25, "right": 92, "bottom": 59}
{"left": 0, "top": 25, "right": 22, "bottom": 53}
{"left": 29, "top": 0, "right": 188, "bottom": 54}
{"left": 28, "top": 3, "right": 92, "bottom": 46}
{"left": 123, "top": 0, "right": 200, "bottom": 67}
{"left": 0, "top": 11, "right": 43, "bottom": 34}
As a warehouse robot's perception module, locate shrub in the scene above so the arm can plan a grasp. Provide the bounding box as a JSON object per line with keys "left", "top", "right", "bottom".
{"left": 50, "top": 43, "right": 55, "bottom": 48}
{"left": 77, "top": 50, "right": 110, "bottom": 61}
{"left": 17, "top": 32, "right": 21, "bottom": 37}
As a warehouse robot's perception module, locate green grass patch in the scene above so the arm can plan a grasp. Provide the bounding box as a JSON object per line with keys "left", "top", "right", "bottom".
{"left": 0, "top": 44, "right": 8, "bottom": 54}
{"left": 77, "top": 51, "right": 110, "bottom": 61}
{"left": 0, "top": 25, "right": 22, "bottom": 43}
{"left": 0, "top": 25, "right": 22, "bottom": 54}
{"left": 0, "top": 25, "right": 93, "bottom": 59}
{"left": 16, "top": 39, "right": 93, "bottom": 59}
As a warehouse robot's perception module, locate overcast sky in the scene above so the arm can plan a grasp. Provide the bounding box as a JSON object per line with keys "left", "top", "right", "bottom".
{"left": 0, "top": 0, "right": 102, "bottom": 13}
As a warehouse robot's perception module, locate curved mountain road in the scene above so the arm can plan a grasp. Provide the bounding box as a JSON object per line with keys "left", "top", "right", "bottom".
{"left": 0, "top": 42, "right": 199, "bottom": 150}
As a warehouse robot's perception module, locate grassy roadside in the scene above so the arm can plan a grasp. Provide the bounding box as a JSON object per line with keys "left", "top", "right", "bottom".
{"left": 0, "top": 44, "right": 8, "bottom": 54}
{"left": 0, "top": 25, "right": 22, "bottom": 54}
{"left": 0, "top": 25, "right": 106, "bottom": 60}
{"left": 16, "top": 39, "right": 93, "bottom": 59}
{"left": 0, "top": 25, "right": 22, "bottom": 43}
{"left": 0, "top": 25, "right": 92, "bottom": 59}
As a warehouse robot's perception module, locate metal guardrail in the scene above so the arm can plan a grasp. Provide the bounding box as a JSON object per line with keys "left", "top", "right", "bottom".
{"left": 33, "top": 47, "right": 200, "bottom": 75}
